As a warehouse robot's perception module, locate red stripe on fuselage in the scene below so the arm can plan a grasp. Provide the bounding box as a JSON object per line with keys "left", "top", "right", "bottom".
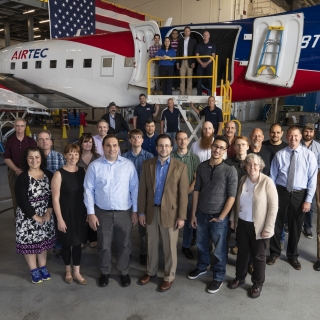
{"left": 64, "top": 31, "right": 134, "bottom": 57}
{"left": 0, "top": 84, "right": 12, "bottom": 91}
{"left": 230, "top": 61, "right": 320, "bottom": 101}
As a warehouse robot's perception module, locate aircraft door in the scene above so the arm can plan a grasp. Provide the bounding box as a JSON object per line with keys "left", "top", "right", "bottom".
{"left": 245, "top": 13, "right": 304, "bottom": 88}
{"left": 129, "top": 21, "right": 161, "bottom": 88}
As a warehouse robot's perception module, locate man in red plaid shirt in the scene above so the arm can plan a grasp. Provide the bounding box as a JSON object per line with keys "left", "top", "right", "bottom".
{"left": 149, "top": 34, "right": 162, "bottom": 91}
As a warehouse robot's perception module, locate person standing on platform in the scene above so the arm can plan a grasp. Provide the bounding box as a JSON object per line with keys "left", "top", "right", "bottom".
{"left": 84, "top": 135, "right": 139, "bottom": 288}
{"left": 101, "top": 102, "right": 131, "bottom": 151}
{"left": 142, "top": 119, "right": 158, "bottom": 157}
{"left": 196, "top": 30, "right": 216, "bottom": 96}
{"left": 170, "top": 29, "right": 180, "bottom": 90}
{"left": 160, "top": 98, "right": 183, "bottom": 152}
{"left": 268, "top": 126, "right": 318, "bottom": 270}
{"left": 51, "top": 144, "right": 88, "bottom": 285}
{"left": 4, "top": 118, "right": 36, "bottom": 217}
{"left": 37, "top": 130, "right": 65, "bottom": 173}
{"left": 262, "top": 123, "right": 288, "bottom": 155}
{"left": 156, "top": 37, "right": 176, "bottom": 95}
{"left": 224, "top": 121, "right": 237, "bottom": 159}
{"left": 176, "top": 26, "right": 197, "bottom": 96}
{"left": 191, "top": 96, "right": 223, "bottom": 135}
{"left": 248, "top": 128, "right": 273, "bottom": 175}
{"left": 149, "top": 34, "right": 162, "bottom": 92}
{"left": 188, "top": 136, "right": 237, "bottom": 294}
{"left": 300, "top": 124, "right": 320, "bottom": 240}
{"left": 133, "top": 94, "right": 159, "bottom": 134}
{"left": 138, "top": 134, "right": 189, "bottom": 292}
{"left": 122, "top": 129, "right": 154, "bottom": 265}
{"left": 190, "top": 121, "right": 215, "bottom": 162}
{"left": 172, "top": 130, "right": 200, "bottom": 260}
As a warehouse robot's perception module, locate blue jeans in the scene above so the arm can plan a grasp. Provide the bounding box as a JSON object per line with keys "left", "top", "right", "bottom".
{"left": 197, "top": 64, "right": 213, "bottom": 96}
{"left": 196, "top": 210, "right": 228, "bottom": 282}
{"left": 165, "top": 132, "right": 177, "bottom": 152}
{"left": 182, "top": 193, "right": 193, "bottom": 248}
{"left": 303, "top": 194, "right": 316, "bottom": 229}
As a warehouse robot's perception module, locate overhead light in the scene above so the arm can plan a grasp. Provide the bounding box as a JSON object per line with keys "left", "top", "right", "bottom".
{"left": 34, "top": 35, "right": 41, "bottom": 38}
{"left": 23, "top": 9, "right": 35, "bottom": 14}
{"left": 33, "top": 28, "right": 39, "bottom": 31}
{"left": 0, "top": 29, "right": 4, "bottom": 32}
{"left": 39, "top": 20, "right": 50, "bottom": 23}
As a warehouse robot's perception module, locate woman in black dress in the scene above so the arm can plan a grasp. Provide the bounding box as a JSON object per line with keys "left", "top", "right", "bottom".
{"left": 77, "top": 133, "right": 100, "bottom": 248}
{"left": 52, "top": 144, "right": 87, "bottom": 284}
{"left": 15, "top": 146, "right": 56, "bottom": 284}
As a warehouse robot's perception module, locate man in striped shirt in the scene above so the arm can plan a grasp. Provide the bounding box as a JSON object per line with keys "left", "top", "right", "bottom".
{"left": 148, "top": 34, "right": 162, "bottom": 91}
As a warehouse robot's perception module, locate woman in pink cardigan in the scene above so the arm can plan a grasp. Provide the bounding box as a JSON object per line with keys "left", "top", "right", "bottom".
{"left": 228, "top": 153, "right": 278, "bottom": 299}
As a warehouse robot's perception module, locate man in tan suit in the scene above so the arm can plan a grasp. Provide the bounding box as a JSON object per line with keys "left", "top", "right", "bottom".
{"left": 138, "top": 133, "right": 189, "bottom": 292}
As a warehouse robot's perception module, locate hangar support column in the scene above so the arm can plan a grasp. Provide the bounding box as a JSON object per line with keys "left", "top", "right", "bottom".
{"left": 4, "top": 21, "right": 10, "bottom": 48}
{"left": 28, "top": 17, "right": 34, "bottom": 42}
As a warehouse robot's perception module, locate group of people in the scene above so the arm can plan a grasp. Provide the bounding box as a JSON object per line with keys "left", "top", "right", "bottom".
{"left": 148, "top": 27, "right": 216, "bottom": 96}
{"left": 3, "top": 97, "right": 320, "bottom": 299}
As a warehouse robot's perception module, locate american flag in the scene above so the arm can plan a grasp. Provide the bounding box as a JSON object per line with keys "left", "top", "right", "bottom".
{"left": 48, "top": 0, "right": 145, "bottom": 39}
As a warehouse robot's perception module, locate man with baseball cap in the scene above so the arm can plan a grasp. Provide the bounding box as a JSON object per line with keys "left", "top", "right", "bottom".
{"left": 102, "top": 102, "right": 131, "bottom": 150}
{"left": 301, "top": 123, "right": 320, "bottom": 241}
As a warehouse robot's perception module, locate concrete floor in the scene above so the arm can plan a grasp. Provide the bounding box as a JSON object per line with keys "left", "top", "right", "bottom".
{"left": 0, "top": 121, "right": 319, "bottom": 320}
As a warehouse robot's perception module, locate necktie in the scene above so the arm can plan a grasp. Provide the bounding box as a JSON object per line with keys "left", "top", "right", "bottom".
{"left": 287, "top": 150, "right": 296, "bottom": 192}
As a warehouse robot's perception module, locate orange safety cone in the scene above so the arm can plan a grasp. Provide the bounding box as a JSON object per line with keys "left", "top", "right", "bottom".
{"left": 43, "top": 125, "right": 47, "bottom": 130}
{"left": 79, "top": 125, "right": 84, "bottom": 138}
{"left": 26, "top": 126, "right": 31, "bottom": 137}
{"left": 62, "top": 125, "right": 68, "bottom": 139}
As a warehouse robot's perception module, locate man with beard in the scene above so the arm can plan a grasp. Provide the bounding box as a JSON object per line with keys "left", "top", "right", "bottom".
{"left": 300, "top": 124, "right": 320, "bottom": 240}
{"left": 101, "top": 102, "right": 131, "bottom": 151}
{"left": 188, "top": 136, "right": 238, "bottom": 294}
{"left": 248, "top": 128, "right": 273, "bottom": 175}
{"left": 190, "top": 121, "right": 215, "bottom": 162}
{"left": 142, "top": 119, "right": 158, "bottom": 157}
{"left": 224, "top": 121, "right": 237, "bottom": 159}
{"left": 262, "top": 123, "right": 288, "bottom": 155}
{"left": 138, "top": 134, "right": 188, "bottom": 291}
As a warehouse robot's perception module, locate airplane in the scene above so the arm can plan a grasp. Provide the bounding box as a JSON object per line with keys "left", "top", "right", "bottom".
{"left": 0, "top": 4, "right": 320, "bottom": 119}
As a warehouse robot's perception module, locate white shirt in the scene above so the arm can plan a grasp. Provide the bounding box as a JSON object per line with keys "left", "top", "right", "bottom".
{"left": 239, "top": 177, "right": 257, "bottom": 222}
{"left": 93, "top": 134, "right": 121, "bottom": 157}
{"left": 184, "top": 37, "right": 189, "bottom": 56}
{"left": 190, "top": 139, "right": 211, "bottom": 163}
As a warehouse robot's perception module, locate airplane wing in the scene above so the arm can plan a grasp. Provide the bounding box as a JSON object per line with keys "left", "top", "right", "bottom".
{"left": 0, "top": 74, "right": 92, "bottom": 110}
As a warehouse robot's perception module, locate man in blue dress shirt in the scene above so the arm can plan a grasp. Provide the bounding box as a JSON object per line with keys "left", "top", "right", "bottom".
{"left": 122, "top": 129, "right": 154, "bottom": 265}
{"left": 268, "top": 126, "right": 318, "bottom": 270}
{"left": 84, "top": 134, "right": 139, "bottom": 288}
{"left": 141, "top": 118, "right": 158, "bottom": 157}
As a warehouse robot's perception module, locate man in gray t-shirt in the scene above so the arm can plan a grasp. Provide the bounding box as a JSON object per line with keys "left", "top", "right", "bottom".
{"left": 188, "top": 135, "right": 238, "bottom": 294}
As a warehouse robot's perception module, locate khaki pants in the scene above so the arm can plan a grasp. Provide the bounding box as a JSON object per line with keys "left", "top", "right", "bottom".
{"left": 317, "top": 203, "right": 320, "bottom": 260}
{"left": 180, "top": 60, "right": 193, "bottom": 96}
{"left": 8, "top": 168, "right": 18, "bottom": 217}
{"left": 146, "top": 207, "right": 179, "bottom": 282}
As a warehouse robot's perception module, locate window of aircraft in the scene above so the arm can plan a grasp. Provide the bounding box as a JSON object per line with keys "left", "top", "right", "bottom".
{"left": 10, "top": 62, "right": 15, "bottom": 70}
{"left": 50, "top": 60, "right": 57, "bottom": 68}
{"left": 102, "top": 58, "right": 113, "bottom": 68}
{"left": 83, "top": 59, "right": 92, "bottom": 68}
{"left": 124, "top": 57, "right": 134, "bottom": 67}
{"left": 35, "top": 61, "right": 42, "bottom": 69}
{"left": 66, "top": 59, "right": 74, "bottom": 68}
{"left": 22, "top": 62, "right": 28, "bottom": 69}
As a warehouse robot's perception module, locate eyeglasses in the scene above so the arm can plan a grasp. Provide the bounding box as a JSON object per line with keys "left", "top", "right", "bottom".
{"left": 245, "top": 163, "right": 259, "bottom": 168}
{"left": 157, "top": 144, "right": 172, "bottom": 149}
{"left": 131, "top": 135, "right": 142, "bottom": 139}
{"left": 211, "top": 144, "right": 226, "bottom": 151}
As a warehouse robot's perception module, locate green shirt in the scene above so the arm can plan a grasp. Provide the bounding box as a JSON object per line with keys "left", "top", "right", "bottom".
{"left": 171, "top": 150, "right": 200, "bottom": 184}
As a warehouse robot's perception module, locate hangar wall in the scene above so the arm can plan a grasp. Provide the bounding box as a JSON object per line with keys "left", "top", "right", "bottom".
{"left": 112, "top": 0, "right": 285, "bottom": 25}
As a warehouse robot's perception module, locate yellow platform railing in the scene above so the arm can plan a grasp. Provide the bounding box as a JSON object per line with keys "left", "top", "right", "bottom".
{"left": 147, "top": 55, "right": 218, "bottom": 96}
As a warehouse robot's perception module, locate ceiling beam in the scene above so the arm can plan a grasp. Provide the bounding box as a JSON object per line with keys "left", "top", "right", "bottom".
{"left": 6, "top": 0, "right": 48, "bottom": 10}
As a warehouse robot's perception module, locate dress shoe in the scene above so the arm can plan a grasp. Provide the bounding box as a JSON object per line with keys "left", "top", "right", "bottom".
{"left": 288, "top": 257, "right": 301, "bottom": 270}
{"left": 90, "top": 241, "right": 97, "bottom": 248}
{"left": 99, "top": 274, "right": 109, "bottom": 287}
{"left": 313, "top": 260, "right": 320, "bottom": 271}
{"left": 139, "top": 274, "right": 154, "bottom": 285}
{"left": 247, "top": 264, "right": 254, "bottom": 275}
{"left": 159, "top": 280, "right": 173, "bottom": 292}
{"left": 250, "top": 284, "right": 262, "bottom": 299}
{"left": 182, "top": 247, "right": 194, "bottom": 259}
{"left": 228, "top": 278, "right": 245, "bottom": 289}
{"left": 73, "top": 276, "right": 87, "bottom": 285}
{"left": 266, "top": 254, "right": 279, "bottom": 265}
{"left": 230, "top": 245, "right": 238, "bottom": 255}
{"left": 120, "top": 274, "right": 131, "bottom": 287}
{"left": 140, "top": 254, "right": 147, "bottom": 266}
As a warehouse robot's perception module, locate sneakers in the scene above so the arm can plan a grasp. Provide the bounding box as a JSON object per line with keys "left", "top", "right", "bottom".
{"left": 188, "top": 268, "right": 207, "bottom": 279}
{"left": 207, "top": 280, "right": 223, "bottom": 294}
{"left": 39, "top": 266, "right": 51, "bottom": 281}
{"left": 302, "top": 228, "right": 313, "bottom": 239}
{"left": 30, "top": 268, "right": 43, "bottom": 284}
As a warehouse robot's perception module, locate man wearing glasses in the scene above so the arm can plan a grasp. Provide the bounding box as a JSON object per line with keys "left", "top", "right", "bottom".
{"left": 188, "top": 136, "right": 238, "bottom": 294}
{"left": 138, "top": 134, "right": 189, "bottom": 292}
{"left": 122, "top": 129, "right": 154, "bottom": 266}
{"left": 4, "top": 118, "right": 36, "bottom": 217}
